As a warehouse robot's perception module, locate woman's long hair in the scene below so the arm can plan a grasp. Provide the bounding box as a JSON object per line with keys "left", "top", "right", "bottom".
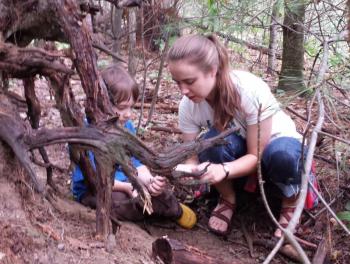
{"left": 167, "top": 34, "right": 241, "bottom": 131}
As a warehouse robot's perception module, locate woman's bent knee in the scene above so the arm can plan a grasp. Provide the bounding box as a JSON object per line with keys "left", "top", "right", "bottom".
{"left": 262, "top": 137, "right": 304, "bottom": 185}
{"left": 198, "top": 127, "right": 246, "bottom": 163}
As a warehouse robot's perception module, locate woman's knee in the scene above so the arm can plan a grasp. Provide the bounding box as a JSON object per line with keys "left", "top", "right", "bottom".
{"left": 262, "top": 137, "right": 303, "bottom": 185}
{"left": 198, "top": 127, "right": 246, "bottom": 163}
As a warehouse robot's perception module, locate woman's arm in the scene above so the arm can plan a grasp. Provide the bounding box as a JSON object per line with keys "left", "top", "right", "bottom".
{"left": 197, "top": 116, "right": 273, "bottom": 184}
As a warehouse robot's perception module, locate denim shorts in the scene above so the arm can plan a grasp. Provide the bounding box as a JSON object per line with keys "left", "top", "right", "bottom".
{"left": 198, "top": 127, "right": 305, "bottom": 198}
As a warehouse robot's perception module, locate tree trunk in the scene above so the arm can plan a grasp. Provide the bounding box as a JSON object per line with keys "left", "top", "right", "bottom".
{"left": 348, "top": 0, "right": 350, "bottom": 43}
{"left": 278, "top": 0, "right": 306, "bottom": 91}
{"left": 267, "top": 0, "right": 281, "bottom": 74}
{"left": 111, "top": 4, "right": 123, "bottom": 58}
{"left": 48, "top": 0, "right": 114, "bottom": 238}
{"left": 128, "top": 7, "right": 137, "bottom": 76}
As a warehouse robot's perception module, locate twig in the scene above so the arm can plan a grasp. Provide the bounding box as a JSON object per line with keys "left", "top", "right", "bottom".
{"left": 92, "top": 41, "right": 126, "bottom": 63}
{"left": 136, "top": 5, "right": 147, "bottom": 135}
{"left": 239, "top": 218, "right": 254, "bottom": 257}
{"left": 134, "top": 102, "right": 178, "bottom": 113}
{"left": 308, "top": 183, "right": 350, "bottom": 235}
{"left": 30, "top": 155, "right": 67, "bottom": 173}
{"left": 146, "top": 31, "right": 170, "bottom": 126}
{"left": 256, "top": 104, "right": 310, "bottom": 264}
{"left": 254, "top": 239, "right": 302, "bottom": 262}
{"left": 313, "top": 154, "right": 336, "bottom": 165}
{"left": 312, "top": 237, "right": 328, "bottom": 264}
{"left": 318, "top": 130, "right": 350, "bottom": 146}
{"left": 149, "top": 125, "right": 182, "bottom": 134}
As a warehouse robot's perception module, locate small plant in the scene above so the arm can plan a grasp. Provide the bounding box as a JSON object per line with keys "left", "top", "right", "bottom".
{"left": 337, "top": 201, "right": 350, "bottom": 229}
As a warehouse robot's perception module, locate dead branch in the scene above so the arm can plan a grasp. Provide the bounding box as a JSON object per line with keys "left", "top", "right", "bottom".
{"left": 309, "top": 181, "right": 350, "bottom": 235}
{"left": 0, "top": 42, "right": 74, "bottom": 78}
{"left": 303, "top": 191, "right": 344, "bottom": 227}
{"left": 92, "top": 40, "right": 126, "bottom": 63}
{"left": 239, "top": 218, "right": 254, "bottom": 258}
{"left": 253, "top": 239, "right": 303, "bottom": 262}
{"left": 149, "top": 125, "right": 182, "bottom": 134}
{"left": 312, "top": 237, "right": 329, "bottom": 264}
{"left": 256, "top": 103, "right": 310, "bottom": 264}
{"left": 184, "top": 19, "right": 282, "bottom": 59}
{"left": 146, "top": 32, "right": 170, "bottom": 126}
{"left": 24, "top": 76, "right": 55, "bottom": 189}
{"left": 134, "top": 102, "right": 178, "bottom": 113}
{"left": 104, "top": 0, "right": 143, "bottom": 8}
{"left": 152, "top": 236, "right": 237, "bottom": 264}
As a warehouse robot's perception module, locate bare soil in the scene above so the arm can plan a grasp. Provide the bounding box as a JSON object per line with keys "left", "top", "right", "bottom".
{"left": 0, "top": 52, "right": 349, "bottom": 264}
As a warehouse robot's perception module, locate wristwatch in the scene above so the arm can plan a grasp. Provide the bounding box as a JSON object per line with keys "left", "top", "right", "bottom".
{"left": 221, "top": 163, "right": 230, "bottom": 179}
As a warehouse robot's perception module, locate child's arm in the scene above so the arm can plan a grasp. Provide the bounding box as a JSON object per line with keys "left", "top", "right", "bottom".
{"left": 113, "top": 180, "right": 136, "bottom": 197}
{"left": 136, "top": 165, "right": 166, "bottom": 196}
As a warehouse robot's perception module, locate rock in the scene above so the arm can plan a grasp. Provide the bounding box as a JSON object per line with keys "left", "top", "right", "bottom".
{"left": 105, "top": 234, "right": 117, "bottom": 253}
{"left": 57, "top": 243, "right": 65, "bottom": 251}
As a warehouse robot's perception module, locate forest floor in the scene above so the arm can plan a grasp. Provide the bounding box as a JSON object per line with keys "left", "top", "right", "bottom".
{"left": 0, "top": 48, "right": 349, "bottom": 264}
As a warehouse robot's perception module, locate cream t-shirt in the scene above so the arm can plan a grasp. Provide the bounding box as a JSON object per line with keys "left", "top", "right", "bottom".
{"left": 178, "top": 70, "right": 302, "bottom": 141}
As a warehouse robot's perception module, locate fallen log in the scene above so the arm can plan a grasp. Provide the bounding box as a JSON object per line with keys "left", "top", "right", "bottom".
{"left": 152, "top": 237, "right": 237, "bottom": 264}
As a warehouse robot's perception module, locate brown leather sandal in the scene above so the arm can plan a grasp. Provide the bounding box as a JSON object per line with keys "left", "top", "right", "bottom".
{"left": 275, "top": 206, "right": 300, "bottom": 237}
{"left": 208, "top": 197, "right": 236, "bottom": 237}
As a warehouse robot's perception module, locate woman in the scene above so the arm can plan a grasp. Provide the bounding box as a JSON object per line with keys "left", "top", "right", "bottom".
{"left": 168, "top": 34, "right": 316, "bottom": 237}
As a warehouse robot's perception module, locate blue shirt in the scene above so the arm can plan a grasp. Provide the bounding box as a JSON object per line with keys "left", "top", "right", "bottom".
{"left": 71, "top": 120, "right": 142, "bottom": 201}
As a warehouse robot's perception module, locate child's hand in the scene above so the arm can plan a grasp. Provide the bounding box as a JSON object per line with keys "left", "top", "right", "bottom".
{"left": 147, "top": 176, "right": 166, "bottom": 196}
{"left": 124, "top": 183, "right": 139, "bottom": 198}
{"left": 113, "top": 181, "right": 138, "bottom": 198}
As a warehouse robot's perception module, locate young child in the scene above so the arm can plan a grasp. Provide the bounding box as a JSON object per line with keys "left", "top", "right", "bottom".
{"left": 168, "top": 34, "right": 318, "bottom": 237}
{"left": 71, "top": 64, "right": 196, "bottom": 228}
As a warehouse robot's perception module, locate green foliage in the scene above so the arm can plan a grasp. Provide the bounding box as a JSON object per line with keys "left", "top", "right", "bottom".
{"left": 337, "top": 200, "right": 350, "bottom": 229}
{"left": 206, "top": 0, "right": 220, "bottom": 32}
{"left": 337, "top": 210, "right": 350, "bottom": 228}
{"left": 97, "top": 58, "right": 112, "bottom": 68}
{"left": 304, "top": 39, "right": 319, "bottom": 57}
{"left": 329, "top": 52, "right": 346, "bottom": 68}
{"left": 54, "top": 42, "right": 70, "bottom": 50}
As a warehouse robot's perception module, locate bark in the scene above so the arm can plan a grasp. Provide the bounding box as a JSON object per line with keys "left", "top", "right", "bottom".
{"left": 267, "top": 0, "right": 281, "bottom": 74}
{"left": 152, "top": 237, "right": 237, "bottom": 264}
{"left": 128, "top": 7, "right": 137, "bottom": 76}
{"left": 348, "top": 0, "right": 350, "bottom": 43}
{"left": 141, "top": 0, "right": 179, "bottom": 51}
{"left": 47, "top": 0, "right": 116, "bottom": 237}
{"left": 278, "top": 0, "right": 306, "bottom": 91}
{"left": 23, "top": 77, "right": 54, "bottom": 189}
{"left": 0, "top": 42, "right": 73, "bottom": 78}
{"left": 111, "top": 4, "right": 123, "bottom": 58}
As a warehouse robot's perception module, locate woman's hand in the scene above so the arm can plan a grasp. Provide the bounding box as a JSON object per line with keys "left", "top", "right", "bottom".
{"left": 193, "top": 162, "right": 227, "bottom": 185}
{"left": 147, "top": 176, "right": 166, "bottom": 196}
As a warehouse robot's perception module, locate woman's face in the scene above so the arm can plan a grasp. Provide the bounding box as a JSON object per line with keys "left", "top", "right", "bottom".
{"left": 168, "top": 60, "right": 217, "bottom": 103}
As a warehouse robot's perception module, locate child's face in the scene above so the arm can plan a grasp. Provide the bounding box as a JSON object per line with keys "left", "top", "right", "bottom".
{"left": 112, "top": 97, "right": 134, "bottom": 126}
